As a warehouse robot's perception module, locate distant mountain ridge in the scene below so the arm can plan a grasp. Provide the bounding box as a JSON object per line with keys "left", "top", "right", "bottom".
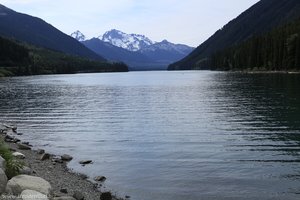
{"left": 72, "top": 29, "right": 194, "bottom": 70}
{"left": 0, "top": 4, "right": 104, "bottom": 61}
{"left": 100, "top": 29, "right": 154, "bottom": 52}
{"left": 169, "top": 0, "right": 300, "bottom": 70}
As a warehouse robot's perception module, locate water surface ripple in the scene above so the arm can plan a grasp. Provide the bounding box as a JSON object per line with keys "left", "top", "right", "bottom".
{"left": 0, "top": 71, "right": 300, "bottom": 200}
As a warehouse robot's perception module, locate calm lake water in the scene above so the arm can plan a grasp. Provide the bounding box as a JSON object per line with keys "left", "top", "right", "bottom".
{"left": 1, "top": 71, "right": 300, "bottom": 200}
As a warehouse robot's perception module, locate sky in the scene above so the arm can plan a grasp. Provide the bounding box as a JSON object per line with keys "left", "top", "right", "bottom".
{"left": 1, "top": 0, "right": 260, "bottom": 47}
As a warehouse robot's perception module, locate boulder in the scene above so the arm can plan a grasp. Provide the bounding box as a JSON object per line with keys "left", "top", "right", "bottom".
{"left": 0, "top": 168, "right": 8, "bottom": 194}
{"left": 6, "top": 175, "right": 52, "bottom": 195}
{"left": 0, "top": 156, "right": 6, "bottom": 171}
{"left": 94, "top": 176, "right": 106, "bottom": 182}
{"left": 12, "top": 152, "right": 26, "bottom": 159}
{"left": 40, "top": 153, "right": 50, "bottom": 161}
{"left": 61, "top": 154, "right": 73, "bottom": 162}
{"left": 100, "top": 192, "right": 112, "bottom": 200}
{"left": 53, "top": 197, "right": 76, "bottom": 200}
{"left": 72, "top": 191, "right": 84, "bottom": 200}
{"left": 17, "top": 144, "right": 31, "bottom": 150}
{"left": 79, "top": 160, "right": 92, "bottom": 165}
{"left": 20, "top": 189, "right": 48, "bottom": 200}
{"left": 60, "top": 188, "right": 68, "bottom": 193}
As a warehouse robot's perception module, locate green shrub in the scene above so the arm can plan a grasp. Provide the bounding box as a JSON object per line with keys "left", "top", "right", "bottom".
{"left": 0, "top": 138, "right": 24, "bottom": 178}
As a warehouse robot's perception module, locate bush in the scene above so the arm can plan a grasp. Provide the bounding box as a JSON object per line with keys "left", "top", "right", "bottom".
{"left": 0, "top": 138, "right": 24, "bottom": 178}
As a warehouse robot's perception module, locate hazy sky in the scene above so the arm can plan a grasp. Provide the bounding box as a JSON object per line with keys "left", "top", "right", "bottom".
{"left": 1, "top": 0, "right": 259, "bottom": 46}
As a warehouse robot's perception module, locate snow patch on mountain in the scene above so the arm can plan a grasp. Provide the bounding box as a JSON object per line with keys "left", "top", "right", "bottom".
{"left": 100, "top": 29, "right": 154, "bottom": 51}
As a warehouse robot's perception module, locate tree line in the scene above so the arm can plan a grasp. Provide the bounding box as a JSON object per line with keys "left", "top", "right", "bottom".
{"left": 0, "top": 36, "right": 128, "bottom": 77}
{"left": 201, "top": 18, "right": 300, "bottom": 71}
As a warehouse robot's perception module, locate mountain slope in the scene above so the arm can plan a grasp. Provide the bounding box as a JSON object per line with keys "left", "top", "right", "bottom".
{"left": 169, "top": 0, "right": 300, "bottom": 70}
{"left": 208, "top": 18, "right": 300, "bottom": 71}
{"left": 0, "top": 4, "right": 104, "bottom": 61}
{"left": 140, "top": 40, "right": 194, "bottom": 63}
{"left": 0, "top": 36, "right": 128, "bottom": 77}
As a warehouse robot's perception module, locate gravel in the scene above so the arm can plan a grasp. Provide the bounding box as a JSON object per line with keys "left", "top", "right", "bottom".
{"left": 0, "top": 132, "right": 122, "bottom": 200}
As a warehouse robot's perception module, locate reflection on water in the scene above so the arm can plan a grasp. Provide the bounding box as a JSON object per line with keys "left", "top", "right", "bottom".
{"left": 0, "top": 71, "right": 300, "bottom": 200}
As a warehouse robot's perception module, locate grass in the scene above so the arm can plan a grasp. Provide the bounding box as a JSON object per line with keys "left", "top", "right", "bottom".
{"left": 0, "top": 138, "right": 24, "bottom": 178}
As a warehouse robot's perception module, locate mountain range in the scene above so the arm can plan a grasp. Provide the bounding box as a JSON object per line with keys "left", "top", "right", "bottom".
{"left": 0, "top": 4, "right": 128, "bottom": 76}
{"left": 71, "top": 29, "right": 194, "bottom": 70}
{"left": 169, "top": 0, "right": 300, "bottom": 70}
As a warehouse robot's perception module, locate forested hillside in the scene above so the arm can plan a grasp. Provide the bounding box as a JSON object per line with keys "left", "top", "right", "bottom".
{"left": 0, "top": 36, "right": 128, "bottom": 77}
{"left": 169, "top": 0, "right": 300, "bottom": 70}
{"left": 0, "top": 4, "right": 104, "bottom": 61}
{"left": 207, "top": 19, "right": 300, "bottom": 71}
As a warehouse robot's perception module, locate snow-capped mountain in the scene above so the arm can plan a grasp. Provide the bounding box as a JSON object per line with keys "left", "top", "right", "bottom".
{"left": 71, "top": 29, "right": 194, "bottom": 70}
{"left": 100, "top": 29, "right": 154, "bottom": 51}
{"left": 71, "top": 30, "right": 86, "bottom": 42}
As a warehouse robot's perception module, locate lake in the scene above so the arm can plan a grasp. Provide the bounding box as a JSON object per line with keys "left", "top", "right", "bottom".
{"left": 0, "top": 71, "right": 300, "bottom": 200}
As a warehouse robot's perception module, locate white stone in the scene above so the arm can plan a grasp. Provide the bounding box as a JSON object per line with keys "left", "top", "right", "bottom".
{"left": 6, "top": 175, "right": 52, "bottom": 195}
{"left": 12, "top": 152, "right": 26, "bottom": 159}
{"left": 0, "top": 168, "right": 8, "bottom": 194}
{"left": 21, "top": 189, "right": 48, "bottom": 200}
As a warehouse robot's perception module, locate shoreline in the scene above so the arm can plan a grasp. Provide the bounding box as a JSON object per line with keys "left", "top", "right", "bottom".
{"left": 0, "top": 124, "right": 124, "bottom": 200}
{"left": 224, "top": 69, "right": 300, "bottom": 74}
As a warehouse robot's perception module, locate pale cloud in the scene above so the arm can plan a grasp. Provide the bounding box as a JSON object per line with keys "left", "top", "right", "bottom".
{"left": 0, "top": 0, "right": 259, "bottom": 46}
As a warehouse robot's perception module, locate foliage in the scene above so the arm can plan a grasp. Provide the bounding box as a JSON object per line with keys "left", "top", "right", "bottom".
{"left": 0, "top": 138, "right": 24, "bottom": 178}
{"left": 0, "top": 36, "right": 128, "bottom": 77}
{"left": 169, "top": 0, "right": 300, "bottom": 70}
{"left": 205, "top": 18, "right": 300, "bottom": 71}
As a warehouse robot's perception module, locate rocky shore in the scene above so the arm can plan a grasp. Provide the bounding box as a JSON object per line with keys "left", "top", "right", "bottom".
{"left": 0, "top": 124, "right": 123, "bottom": 200}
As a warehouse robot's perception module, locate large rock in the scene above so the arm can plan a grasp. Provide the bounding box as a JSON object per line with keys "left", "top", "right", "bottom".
{"left": 94, "top": 176, "right": 106, "bottom": 182}
{"left": 0, "top": 168, "right": 8, "bottom": 194}
{"left": 12, "top": 152, "right": 26, "bottom": 159}
{"left": 17, "top": 143, "right": 31, "bottom": 150}
{"left": 0, "top": 156, "right": 5, "bottom": 171}
{"left": 6, "top": 175, "right": 52, "bottom": 195}
{"left": 61, "top": 154, "right": 73, "bottom": 162}
{"left": 20, "top": 189, "right": 48, "bottom": 200}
